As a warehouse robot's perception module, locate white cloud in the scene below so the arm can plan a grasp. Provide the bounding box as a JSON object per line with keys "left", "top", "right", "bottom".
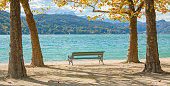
{"left": 29, "top": 0, "right": 53, "bottom": 8}
{"left": 138, "top": 12, "right": 170, "bottom": 22}
{"left": 4, "top": 0, "right": 170, "bottom": 22}
{"left": 156, "top": 12, "right": 170, "bottom": 21}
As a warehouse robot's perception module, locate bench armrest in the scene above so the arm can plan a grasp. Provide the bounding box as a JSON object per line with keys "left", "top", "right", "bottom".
{"left": 68, "top": 55, "right": 73, "bottom": 59}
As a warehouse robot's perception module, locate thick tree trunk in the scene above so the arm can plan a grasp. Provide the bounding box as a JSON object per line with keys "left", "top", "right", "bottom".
{"left": 21, "top": 0, "right": 44, "bottom": 67}
{"left": 8, "top": 0, "right": 27, "bottom": 78}
{"left": 127, "top": 16, "right": 140, "bottom": 63}
{"left": 143, "top": 0, "right": 163, "bottom": 73}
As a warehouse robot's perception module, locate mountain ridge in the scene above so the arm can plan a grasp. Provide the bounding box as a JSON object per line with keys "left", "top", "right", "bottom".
{"left": 0, "top": 11, "right": 170, "bottom": 34}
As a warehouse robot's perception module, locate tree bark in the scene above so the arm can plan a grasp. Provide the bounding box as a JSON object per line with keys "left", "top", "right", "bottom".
{"left": 143, "top": 0, "right": 163, "bottom": 73}
{"left": 8, "top": 0, "right": 27, "bottom": 78}
{"left": 21, "top": 0, "right": 44, "bottom": 67}
{"left": 126, "top": 0, "right": 140, "bottom": 63}
{"left": 127, "top": 16, "right": 140, "bottom": 63}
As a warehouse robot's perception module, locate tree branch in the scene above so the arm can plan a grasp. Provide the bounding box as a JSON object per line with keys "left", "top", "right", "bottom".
{"left": 92, "top": 9, "right": 110, "bottom": 13}
{"left": 67, "top": 0, "right": 128, "bottom": 14}
{"left": 127, "top": 0, "right": 135, "bottom": 12}
{"left": 136, "top": 1, "right": 144, "bottom": 12}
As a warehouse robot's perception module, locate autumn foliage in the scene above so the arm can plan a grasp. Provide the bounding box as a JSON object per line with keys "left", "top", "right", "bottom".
{"left": 53, "top": 0, "right": 170, "bottom": 22}
{"left": 0, "top": 0, "right": 8, "bottom": 10}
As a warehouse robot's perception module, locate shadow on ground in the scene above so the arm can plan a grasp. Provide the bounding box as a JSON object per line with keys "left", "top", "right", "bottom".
{"left": 0, "top": 62, "right": 170, "bottom": 86}
{"left": 0, "top": 70, "right": 7, "bottom": 81}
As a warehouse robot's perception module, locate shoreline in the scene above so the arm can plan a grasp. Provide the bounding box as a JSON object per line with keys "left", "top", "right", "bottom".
{"left": 0, "top": 57, "right": 170, "bottom": 66}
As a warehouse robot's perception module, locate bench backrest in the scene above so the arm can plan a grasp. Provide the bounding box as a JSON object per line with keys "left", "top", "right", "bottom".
{"left": 72, "top": 51, "right": 104, "bottom": 57}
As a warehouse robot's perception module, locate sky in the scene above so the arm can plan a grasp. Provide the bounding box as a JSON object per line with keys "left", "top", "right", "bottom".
{"left": 4, "top": 0, "right": 170, "bottom": 22}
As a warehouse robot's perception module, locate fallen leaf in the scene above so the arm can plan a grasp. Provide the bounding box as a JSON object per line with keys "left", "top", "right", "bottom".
{"left": 8, "top": 82, "right": 12, "bottom": 84}
{"left": 91, "top": 78, "right": 95, "bottom": 80}
{"left": 139, "top": 75, "right": 142, "bottom": 77}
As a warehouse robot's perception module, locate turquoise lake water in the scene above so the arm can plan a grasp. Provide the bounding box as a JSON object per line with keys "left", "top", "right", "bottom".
{"left": 0, "top": 34, "right": 170, "bottom": 63}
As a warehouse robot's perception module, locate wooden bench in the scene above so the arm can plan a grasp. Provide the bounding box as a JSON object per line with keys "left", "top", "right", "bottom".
{"left": 68, "top": 51, "right": 104, "bottom": 65}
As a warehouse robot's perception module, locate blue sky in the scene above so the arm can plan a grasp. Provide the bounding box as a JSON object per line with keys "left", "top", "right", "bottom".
{"left": 5, "top": 0, "right": 170, "bottom": 22}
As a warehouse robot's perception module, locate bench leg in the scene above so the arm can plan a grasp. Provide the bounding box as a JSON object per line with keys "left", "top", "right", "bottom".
{"left": 101, "top": 59, "right": 104, "bottom": 65}
{"left": 70, "top": 59, "right": 73, "bottom": 65}
{"left": 68, "top": 58, "right": 73, "bottom": 65}
{"left": 99, "top": 59, "right": 104, "bottom": 65}
{"left": 101, "top": 55, "right": 104, "bottom": 65}
{"left": 99, "top": 59, "right": 101, "bottom": 64}
{"left": 68, "top": 56, "right": 73, "bottom": 65}
{"left": 68, "top": 58, "right": 70, "bottom": 65}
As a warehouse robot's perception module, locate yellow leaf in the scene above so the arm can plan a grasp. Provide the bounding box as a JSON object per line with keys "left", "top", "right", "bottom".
{"left": 79, "top": 10, "right": 82, "bottom": 13}
{"left": 41, "top": 8, "right": 44, "bottom": 11}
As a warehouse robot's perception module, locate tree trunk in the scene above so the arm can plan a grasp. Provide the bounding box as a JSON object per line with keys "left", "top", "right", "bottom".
{"left": 21, "top": 0, "right": 44, "bottom": 67}
{"left": 143, "top": 0, "right": 163, "bottom": 73}
{"left": 8, "top": 0, "right": 27, "bottom": 78}
{"left": 127, "top": 16, "right": 140, "bottom": 63}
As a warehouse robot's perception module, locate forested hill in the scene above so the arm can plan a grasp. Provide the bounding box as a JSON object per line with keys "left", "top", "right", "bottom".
{"left": 0, "top": 11, "right": 170, "bottom": 34}
{"left": 0, "top": 11, "right": 128, "bottom": 34}
{"left": 0, "top": 11, "right": 10, "bottom": 34}
{"left": 137, "top": 20, "right": 170, "bottom": 34}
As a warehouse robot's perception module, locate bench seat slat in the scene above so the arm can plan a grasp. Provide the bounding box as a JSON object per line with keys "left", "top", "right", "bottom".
{"left": 72, "top": 57, "right": 99, "bottom": 59}
{"left": 73, "top": 54, "right": 103, "bottom": 56}
{"left": 73, "top": 52, "right": 103, "bottom": 54}
{"left": 72, "top": 51, "right": 104, "bottom": 54}
{"left": 73, "top": 52, "right": 104, "bottom": 54}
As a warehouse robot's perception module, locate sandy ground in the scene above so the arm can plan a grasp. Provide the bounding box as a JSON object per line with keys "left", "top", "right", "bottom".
{"left": 0, "top": 58, "right": 170, "bottom": 86}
